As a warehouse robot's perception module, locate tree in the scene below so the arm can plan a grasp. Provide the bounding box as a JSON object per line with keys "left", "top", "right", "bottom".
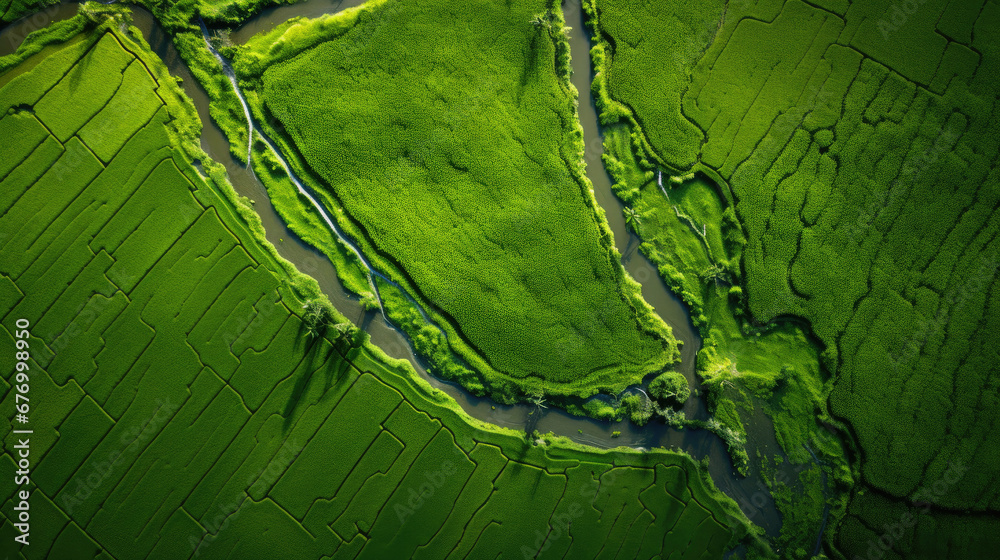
{"left": 331, "top": 321, "right": 352, "bottom": 339}
{"left": 302, "top": 300, "right": 327, "bottom": 337}
{"left": 648, "top": 371, "right": 690, "bottom": 406}
{"left": 700, "top": 262, "right": 729, "bottom": 285}
{"left": 527, "top": 392, "right": 547, "bottom": 410}
{"left": 80, "top": 2, "right": 129, "bottom": 25}
{"left": 529, "top": 10, "right": 553, "bottom": 32}
{"left": 621, "top": 393, "right": 653, "bottom": 426}
{"left": 623, "top": 206, "right": 641, "bottom": 233}
{"left": 302, "top": 299, "right": 350, "bottom": 341}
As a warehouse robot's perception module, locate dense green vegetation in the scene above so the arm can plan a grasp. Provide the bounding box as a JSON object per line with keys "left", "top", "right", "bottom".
{"left": 1, "top": 0, "right": 54, "bottom": 23}
{"left": 0, "top": 14, "right": 758, "bottom": 559}
{"left": 649, "top": 370, "right": 689, "bottom": 406}
{"left": 250, "top": 135, "right": 374, "bottom": 303}
{"left": 1, "top": 0, "right": 288, "bottom": 25}
{"left": 220, "top": 0, "right": 683, "bottom": 402}
{"left": 7, "top": 0, "right": 995, "bottom": 555}
{"left": 587, "top": 0, "right": 1000, "bottom": 557}
{"left": 589, "top": 0, "right": 723, "bottom": 170}
{"left": 593, "top": 79, "right": 849, "bottom": 555}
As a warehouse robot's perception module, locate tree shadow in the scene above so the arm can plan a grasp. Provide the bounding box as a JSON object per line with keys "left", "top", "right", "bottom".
{"left": 283, "top": 317, "right": 360, "bottom": 431}
{"left": 358, "top": 307, "right": 377, "bottom": 332}
{"left": 516, "top": 27, "right": 544, "bottom": 103}
{"left": 283, "top": 320, "right": 332, "bottom": 431}
{"left": 524, "top": 404, "right": 543, "bottom": 436}
{"left": 622, "top": 234, "right": 639, "bottom": 262}
{"left": 323, "top": 337, "right": 360, "bottom": 395}
{"left": 65, "top": 40, "right": 94, "bottom": 94}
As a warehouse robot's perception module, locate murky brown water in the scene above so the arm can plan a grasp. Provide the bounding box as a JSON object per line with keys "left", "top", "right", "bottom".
{"left": 1, "top": 0, "right": 783, "bottom": 535}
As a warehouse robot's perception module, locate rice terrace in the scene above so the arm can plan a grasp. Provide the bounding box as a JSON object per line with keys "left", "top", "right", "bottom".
{"left": 0, "top": 0, "right": 997, "bottom": 557}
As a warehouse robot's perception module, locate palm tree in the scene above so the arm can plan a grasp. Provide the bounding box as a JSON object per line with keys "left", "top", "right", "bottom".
{"left": 331, "top": 321, "right": 351, "bottom": 339}
{"left": 700, "top": 262, "right": 728, "bottom": 285}
{"left": 527, "top": 392, "right": 547, "bottom": 410}
{"left": 302, "top": 300, "right": 332, "bottom": 338}
{"left": 624, "top": 206, "right": 641, "bottom": 233}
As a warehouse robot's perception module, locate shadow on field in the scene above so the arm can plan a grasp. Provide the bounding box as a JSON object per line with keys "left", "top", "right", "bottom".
{"left": 517, "top": 27, "right": 543, "bottom": 103}
{"left": 66, "top": 43, "right": 93, "bottom": 92}
{"left": 283, "top": 321, "right": 354, "bottom": 431}
{"left": 324, "top": 342, "right": 358, "bottom": 396}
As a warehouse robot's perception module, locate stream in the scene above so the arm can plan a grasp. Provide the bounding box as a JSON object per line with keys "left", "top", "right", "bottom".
{"left": 1, "top": 0, "right": 784, "bottom": 537}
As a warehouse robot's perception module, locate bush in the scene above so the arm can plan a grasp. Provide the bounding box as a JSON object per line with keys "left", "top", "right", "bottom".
{"left": 620, "top": 393, "right": 653, "bottom": 426}
{"left": 648, "top": 371, "right": 690, "bottom": 406}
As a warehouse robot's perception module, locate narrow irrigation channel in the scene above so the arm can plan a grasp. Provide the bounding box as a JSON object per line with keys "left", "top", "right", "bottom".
{"left": 0, "top": 0, "right": 783, "bottom": 537}
{"left": 198, "top": 18, "right": 389, "bottom": 307}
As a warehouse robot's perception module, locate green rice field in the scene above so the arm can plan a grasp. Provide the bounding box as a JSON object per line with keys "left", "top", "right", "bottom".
{"left": 0, "top": 14, "right": 749, "bottom": 559}
{"left": 587, "top": 0, "right": 1000, "bottom": 556}
{"left": 2, "top": 0, "right": 997, "bottom": 556}
{"left": 226, "top": 0, "right": 680, "bottom": 402}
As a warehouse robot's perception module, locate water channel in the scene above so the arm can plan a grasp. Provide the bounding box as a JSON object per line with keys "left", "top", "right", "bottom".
{"left": 0, "top": 0, "right": 783, "bottom": 536}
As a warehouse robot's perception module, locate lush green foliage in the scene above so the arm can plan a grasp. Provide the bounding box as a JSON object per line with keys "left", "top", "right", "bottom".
{"left": 231, "top": 0, "right": 679, "bottom": 400}
{"left": 1, "top": 0, "right": 287, "bottom": 26}
{"left": 1, "top": 0, "right": 56, "bottom": 23}
{"left": 250, "top": 136, "right": 373, "bottom": 300}
{"left": 375, "top": 275, "right": 486, "bottom": 397}
{"left": 649, "top": 370, "right": 690, "bottom": 406}
{"left": 588, "top": 0, "right": 1000, "bottom": 556}
{"left": 593, "top": 54, "right": 851, "bottom": 560}
{"left": 0, "top": 20, "right": 754, "bottom": 559}
{"left": 619, "top": 393, "right": 652, "bottom": 425}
